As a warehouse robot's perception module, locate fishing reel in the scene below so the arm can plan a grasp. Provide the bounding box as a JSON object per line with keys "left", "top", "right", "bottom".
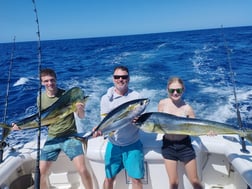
{"left": 0, "top": 141, "right": 8, "bottom": 150}
{"left": 0, "top": 140, "right": 8, "bottom": 164}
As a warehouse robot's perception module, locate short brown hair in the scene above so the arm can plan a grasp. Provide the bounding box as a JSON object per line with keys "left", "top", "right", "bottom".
{"left": 40, "top": 68, "right": 57, "bottom": 79}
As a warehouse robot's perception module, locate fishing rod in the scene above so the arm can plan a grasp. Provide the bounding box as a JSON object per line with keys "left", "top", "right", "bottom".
{"left": 32, "top": 0, "right": 42, "bottom": 188}
{"left": 0, "top": 36, "right": 16, "bottom": 164}
{"left": 221, "top": 26, "right": 249, "bottom": 154}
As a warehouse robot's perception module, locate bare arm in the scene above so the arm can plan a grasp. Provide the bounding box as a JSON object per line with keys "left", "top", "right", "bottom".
{"left": 187, "top": 105, "right": 195, "bottom": 118}
{"left": 75, "top": 102, "right": 85, "bottom": 119}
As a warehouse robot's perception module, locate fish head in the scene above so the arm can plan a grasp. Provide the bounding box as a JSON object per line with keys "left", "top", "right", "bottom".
{"left": 97, "top": 98, "right": 150, "bottom": 134}
{"left": 74, "top": 95, "right": 89, "bottom": 110}
{"left": 45, "top": 88, "right": 89, "bottom": 121}
{"left": 136, "top": 112, "right": 167, "bottom": 134}
{"left": 67, "top": 87, "right": 89, "bottom": 109}
{"left": 127, "top": 98, "right": 150, "bottom": 116}
{"left": 59, "top": 96, "right": 89, "bottom": 119}
{"left": 135, "top": 112, "right": 152, "bottom": 124}
{"left": 68, "top": 87, "right": 86, "bottom": 104}
{"left": 75, "top": 95, "right": 89, "bottom": 104}
{"left": 111, "top": 98, "right": 150, "bottom": 121}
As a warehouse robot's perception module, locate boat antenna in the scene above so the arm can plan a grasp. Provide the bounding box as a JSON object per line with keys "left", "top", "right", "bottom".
{"left": 221, "top": 25, "right": 249, "bottom": 154}
{"left": 0, "top": 36, "right": 16, "bottom": 164}
{"left": 32, "top": 0, "right": 42, "bottom": 188}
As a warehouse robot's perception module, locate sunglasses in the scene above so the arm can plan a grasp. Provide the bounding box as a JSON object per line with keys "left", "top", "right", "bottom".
{"left": 113, "top": 75, "right": 129, "bottom": 79}
{"left": 168, "top": 88, "right": 183, "bottom": 94}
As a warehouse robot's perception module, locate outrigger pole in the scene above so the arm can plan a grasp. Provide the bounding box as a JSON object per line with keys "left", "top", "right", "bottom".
{"left": 221, "top": 25, "right": 249, "bottom": 154}
{"left": 32, "top": 0, "right": 42, "bottom": 188}
{"left": 0, "top": 37, "right": 16, "bottom": 164}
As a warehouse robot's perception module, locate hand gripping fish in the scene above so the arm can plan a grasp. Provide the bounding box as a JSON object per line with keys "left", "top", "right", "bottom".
{"left": 73, "top": 98, "right": 150, "bottom": 143}
{"left": 0, "top": 87, "right": 88, "bottom": 140}
{"left": 136, "top": 112, "right": 252, "bottom": 144}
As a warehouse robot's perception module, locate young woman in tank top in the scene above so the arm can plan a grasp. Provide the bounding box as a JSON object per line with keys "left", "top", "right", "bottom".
{"left": 158, "top": 77, "right": 203, "bottom": 189}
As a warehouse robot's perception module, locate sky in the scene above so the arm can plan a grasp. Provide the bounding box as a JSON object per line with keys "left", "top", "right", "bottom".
{"left": 0, "top": 0, "right": 252, "bottom": 43}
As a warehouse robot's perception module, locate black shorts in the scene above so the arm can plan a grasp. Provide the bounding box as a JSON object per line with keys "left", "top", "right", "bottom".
{"left": 161, "top": 135, "right": 196, "bottom": 163}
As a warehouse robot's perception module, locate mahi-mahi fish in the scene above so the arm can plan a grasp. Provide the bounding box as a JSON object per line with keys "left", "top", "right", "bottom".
{"left": 136, "top": 112, "right": 252, "bottom": 143}
{"left": 73, "top": 98, "right": 150, "bottom": 142}
{"left": 0, "top": 87, "right": 88, "bottom": 140}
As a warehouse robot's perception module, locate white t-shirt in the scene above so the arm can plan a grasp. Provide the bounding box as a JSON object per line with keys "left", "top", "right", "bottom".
{"left": 100, "top": 86, "right": 141, "bottom": 146}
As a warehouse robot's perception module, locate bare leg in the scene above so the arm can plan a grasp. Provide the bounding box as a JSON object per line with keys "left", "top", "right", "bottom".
{"left": 164, "top": 159, "right": 179, "bottom": 189}
{"left": 103, "top": 177, "right": 115, "bottom": 189}
{"left": 72, "top": 154, "right": 93, "bottom": 189}
{"left": 40, "top": 160, "right": 53, "bottom": 189}
{"left": 184, "top": 158, "right": 203, "bottom": 189}
{"left": 131, "top": 178, "right": 142, "bottom": 189}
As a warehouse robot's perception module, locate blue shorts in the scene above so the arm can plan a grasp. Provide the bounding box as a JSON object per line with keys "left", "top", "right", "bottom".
{"left": 40, "top": 136, "right": 84, "bottom": 161}
{"left": 161, "top": 135, "right": 196, "bottom": 163}
{"left": 104, "top": 140, "right": 144, "bottom": 179}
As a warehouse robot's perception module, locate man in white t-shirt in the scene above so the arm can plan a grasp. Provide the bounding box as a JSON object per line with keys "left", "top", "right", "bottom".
{"left": 100, "top": 65, "right": 144, "bottom": 189}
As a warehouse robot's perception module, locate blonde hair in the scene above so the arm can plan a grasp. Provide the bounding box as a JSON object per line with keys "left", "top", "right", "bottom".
{"left": 167, "top": 77, "right": 185, "bottom": 89}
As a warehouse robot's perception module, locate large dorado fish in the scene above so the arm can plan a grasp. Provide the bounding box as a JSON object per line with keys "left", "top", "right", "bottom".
{"left": 0, "top": 87, "right": 88, "bottom": 140}
{"left": 73, "top": 98, "right": 150, "bottom": 142}
{"left": 136, "top": 112, "right": 252, "bottom": 143}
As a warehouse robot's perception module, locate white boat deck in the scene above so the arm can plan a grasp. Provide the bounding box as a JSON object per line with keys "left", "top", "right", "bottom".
{"left": 0, "top": 131, "right": 252, "bottom": 189}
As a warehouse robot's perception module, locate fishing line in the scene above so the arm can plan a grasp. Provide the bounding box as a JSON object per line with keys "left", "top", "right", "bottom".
{"left": 221, "top": 26, "right": 249, "bottom": 153}
{"left": 0, "top": 36, "right": 16, "bottom": 164}
{"left": 3, "top": 37, "right": 15, "bottom": 124}
{"left": 32, "top": 0, "right": 42, "bottom": 188}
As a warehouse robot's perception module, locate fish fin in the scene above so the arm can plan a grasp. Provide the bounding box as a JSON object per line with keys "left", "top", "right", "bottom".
{"left": 160, "top": 125, "right": 167, "bottom": 134}
{"left": 71, "top": 131, "right": 93, "bottom": 151}
{"left": 101, "top": 113, "right": 107, "bottom": 117}
{"left": 82, "top": 139, "right": 88, "bottom": 152}
{"left": 102, "top": 131, "right": 115, "bottom": 139}
{"left": 108, "top": 131, "right": 115, "bottom": 137}
{"left": 72, "top": 134, "right": 89, "bottom": 151}
{"left": 72, "top": 131, "right": 92, "bottom": 140}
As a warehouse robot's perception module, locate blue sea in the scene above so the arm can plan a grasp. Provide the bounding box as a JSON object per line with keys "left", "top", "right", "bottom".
{"left": 0, "top": 26, "right": 252, "bottom": 148}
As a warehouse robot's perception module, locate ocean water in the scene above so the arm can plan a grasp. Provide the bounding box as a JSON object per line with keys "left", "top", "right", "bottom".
{"left": 0, "top": 26, "right": 252, "bottom": 147}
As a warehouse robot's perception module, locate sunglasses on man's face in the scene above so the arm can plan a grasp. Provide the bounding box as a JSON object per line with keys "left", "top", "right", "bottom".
{"left": 168, "top": 88, "right": 183, "bottom": 94}
{"left": 113, "top": 75, "right": 129, "bottom": 80}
